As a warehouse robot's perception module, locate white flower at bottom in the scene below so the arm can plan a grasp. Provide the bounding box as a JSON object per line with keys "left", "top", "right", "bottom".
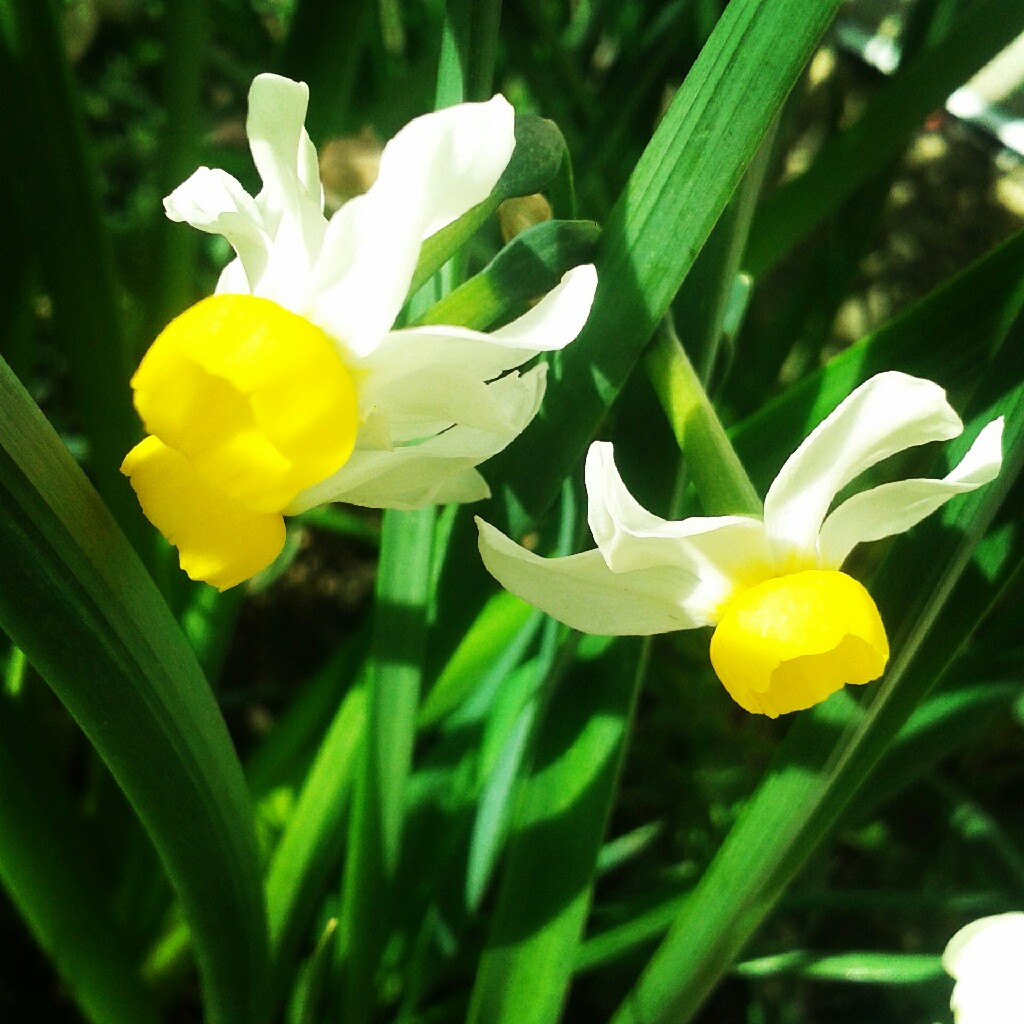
{"left": 120, "top": 74, "right": 597, "bottom": 590}
{"left": 477, "top": 372, "right": 1003, "bottom": 717}
{"left": 944, "top": 913, "right": 1024, "bottom": 1023}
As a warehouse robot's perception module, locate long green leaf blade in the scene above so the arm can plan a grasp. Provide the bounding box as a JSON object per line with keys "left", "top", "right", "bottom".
{"left": 0, "top": 698, "right": 161, "bottom": 1024}
{"left": 0, "top": 356, "right": 269, "bottom": 1024}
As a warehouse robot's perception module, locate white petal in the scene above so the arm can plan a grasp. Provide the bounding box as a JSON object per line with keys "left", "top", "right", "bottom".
{"left": 309, "top": 191, "right": 423, "bottom": 356}
{"left": 818, "top": 417, "right": 1004, "bottom": 568}
{"left": 763, "top": 372, "right": 964, "bottom": 560}
{"left": 476, "top": 519, "right": 704, "bottom": 635}
{"left": 245, "top": 74, "right": 327, "bottom": 307}
{"left": 373, "top": 95, "right": 516, "bottom": 240}
{"left": 944, "top": 913, "right": 1024, "bottom": 1024}
{"left": 584, "top": 442, "right": 774, "bottom": 621}
{"left": 372, "top": 263, "right": 597, "bottom": 377}
{"left": 163, "top": 167, "right": 270, "bottom": 290}
{"left": 309, "top": 99, "right": 527, "bottom": 358}
{"left": 246, "top": 74, "right": 316, "bottom": 217}
{"left": 490, "top": 264, "right": 598, "bottom": 351}
{"left": 289, "top": 430, "right": 494, "bottom": 512}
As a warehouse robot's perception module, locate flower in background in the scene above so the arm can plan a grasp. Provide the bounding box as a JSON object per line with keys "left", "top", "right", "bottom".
{"left": 122, "top": 74, "right": 597, "bottom": 590}
{"left": 944, "top": 913, "right": 1024, "bottom": 1023}
{"left": 477, "top": 372, "right": 1002, "bottom": 717}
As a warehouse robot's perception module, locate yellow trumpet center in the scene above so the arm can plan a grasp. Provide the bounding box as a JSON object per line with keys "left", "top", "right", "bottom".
{"left": 121, "top": 294, "right": 359, "bottom": 589}
{"left": 708, "top": 569, "right": 889, "bottom": 718}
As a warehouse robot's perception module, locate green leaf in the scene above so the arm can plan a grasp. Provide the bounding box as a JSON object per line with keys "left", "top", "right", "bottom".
{"left": 419, "top": 591, "right": 541, "bottom": 729}
{"left": 0, "top": 697, "right": 161, "bottom": 1024}
{"left": 467, "top": 638, "right": 649, "bottom": 1024}
{"left": 339, "top": 507, "right": 437, "bottom": 1024}
{"left": 266, "top": 681, "right": 366, "bottom": 983}
{"left": 0, "top": 356, "right": 269, "bottom": 1024}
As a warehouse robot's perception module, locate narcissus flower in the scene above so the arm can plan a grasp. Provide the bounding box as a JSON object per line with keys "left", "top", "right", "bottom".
{"left": 477, "top": 372, "right": 1002, "bottom": 717}
{"left": 944, "top": 913, "right": 1024, "bottom": 1023}
{"left": 122, "top": 74, "right": 597, "bottom": 590}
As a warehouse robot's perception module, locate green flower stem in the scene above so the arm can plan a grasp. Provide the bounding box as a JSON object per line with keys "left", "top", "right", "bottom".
{"left": 339, "top": 507, "right": 438, "bottom": 1024}
{"left": 645, "top": 320, "right": 762, "bottom": 517}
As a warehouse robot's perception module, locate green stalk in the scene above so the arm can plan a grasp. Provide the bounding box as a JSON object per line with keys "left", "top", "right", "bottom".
{"left": 338, "top": 507, "right": 437, "bottom": 1024}
{"left": 644, "top": 320, "right": 762, "bottom": 517}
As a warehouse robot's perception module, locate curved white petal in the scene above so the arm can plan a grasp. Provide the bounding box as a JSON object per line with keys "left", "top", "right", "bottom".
{"left": 309, "top": 191, "right": 423, "bottom": 356}
{"left": 246, "top": 74, "right": 327, "bottom": 307}
{"left": 585, "top": 442, "right": 774, "bottom": 620}
{"left": 476, "top": 519, "right": 706, "bottom": 635}
{"left": 818, "top": 417, "right": 1004, "bottom": 568}
{"left": 944, "top": 913, "right": 1024, "bottom": 1024}
{"left": 307, "top": 96, "right": 517, "bottom": 354}
{"left": 374, "top": 94, "right": 516, "bottom": 240}
{"left": 247, "top": 74, "right": 317, "bottom": 217}
{"left": 356, "top": 265, "right": 593, "bottom": 426}
{"left": 163, "top": 167, "right": 269, "bottom": 290}
{"left": 764, "top": 372, "right": 964, "bottom": 559}
{"left": 490, "top": 264, "right": 597, "bottom": 350}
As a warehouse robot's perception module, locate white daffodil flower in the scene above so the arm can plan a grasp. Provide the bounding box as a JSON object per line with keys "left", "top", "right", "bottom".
{"left": 121, "top": 74, "right": 597, "bottom": 590}
{"left": 477, "top": 372, "right": 1002, "bottom": 717}
{"left": 944, "top": 913, "right": 1024, "bottom": 1023}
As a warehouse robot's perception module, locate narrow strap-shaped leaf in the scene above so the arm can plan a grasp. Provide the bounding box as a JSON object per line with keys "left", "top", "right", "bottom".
{"left": 434, "top": 0, "right": 503, "bottom": 107}
{"left": 467, "top": 638, "right": 650, "bottom": 1024}
{"left": 267, "top": 681, "right": 366, "bottom": 989}
{"left": 0, "top": 356, "right": 269, "bottom": 1024}
{"left": 483, "top": 0, "right": 845, "bottom": 537}
{"left": 0, "top": 697, "right": 161, "bottom": 1024}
